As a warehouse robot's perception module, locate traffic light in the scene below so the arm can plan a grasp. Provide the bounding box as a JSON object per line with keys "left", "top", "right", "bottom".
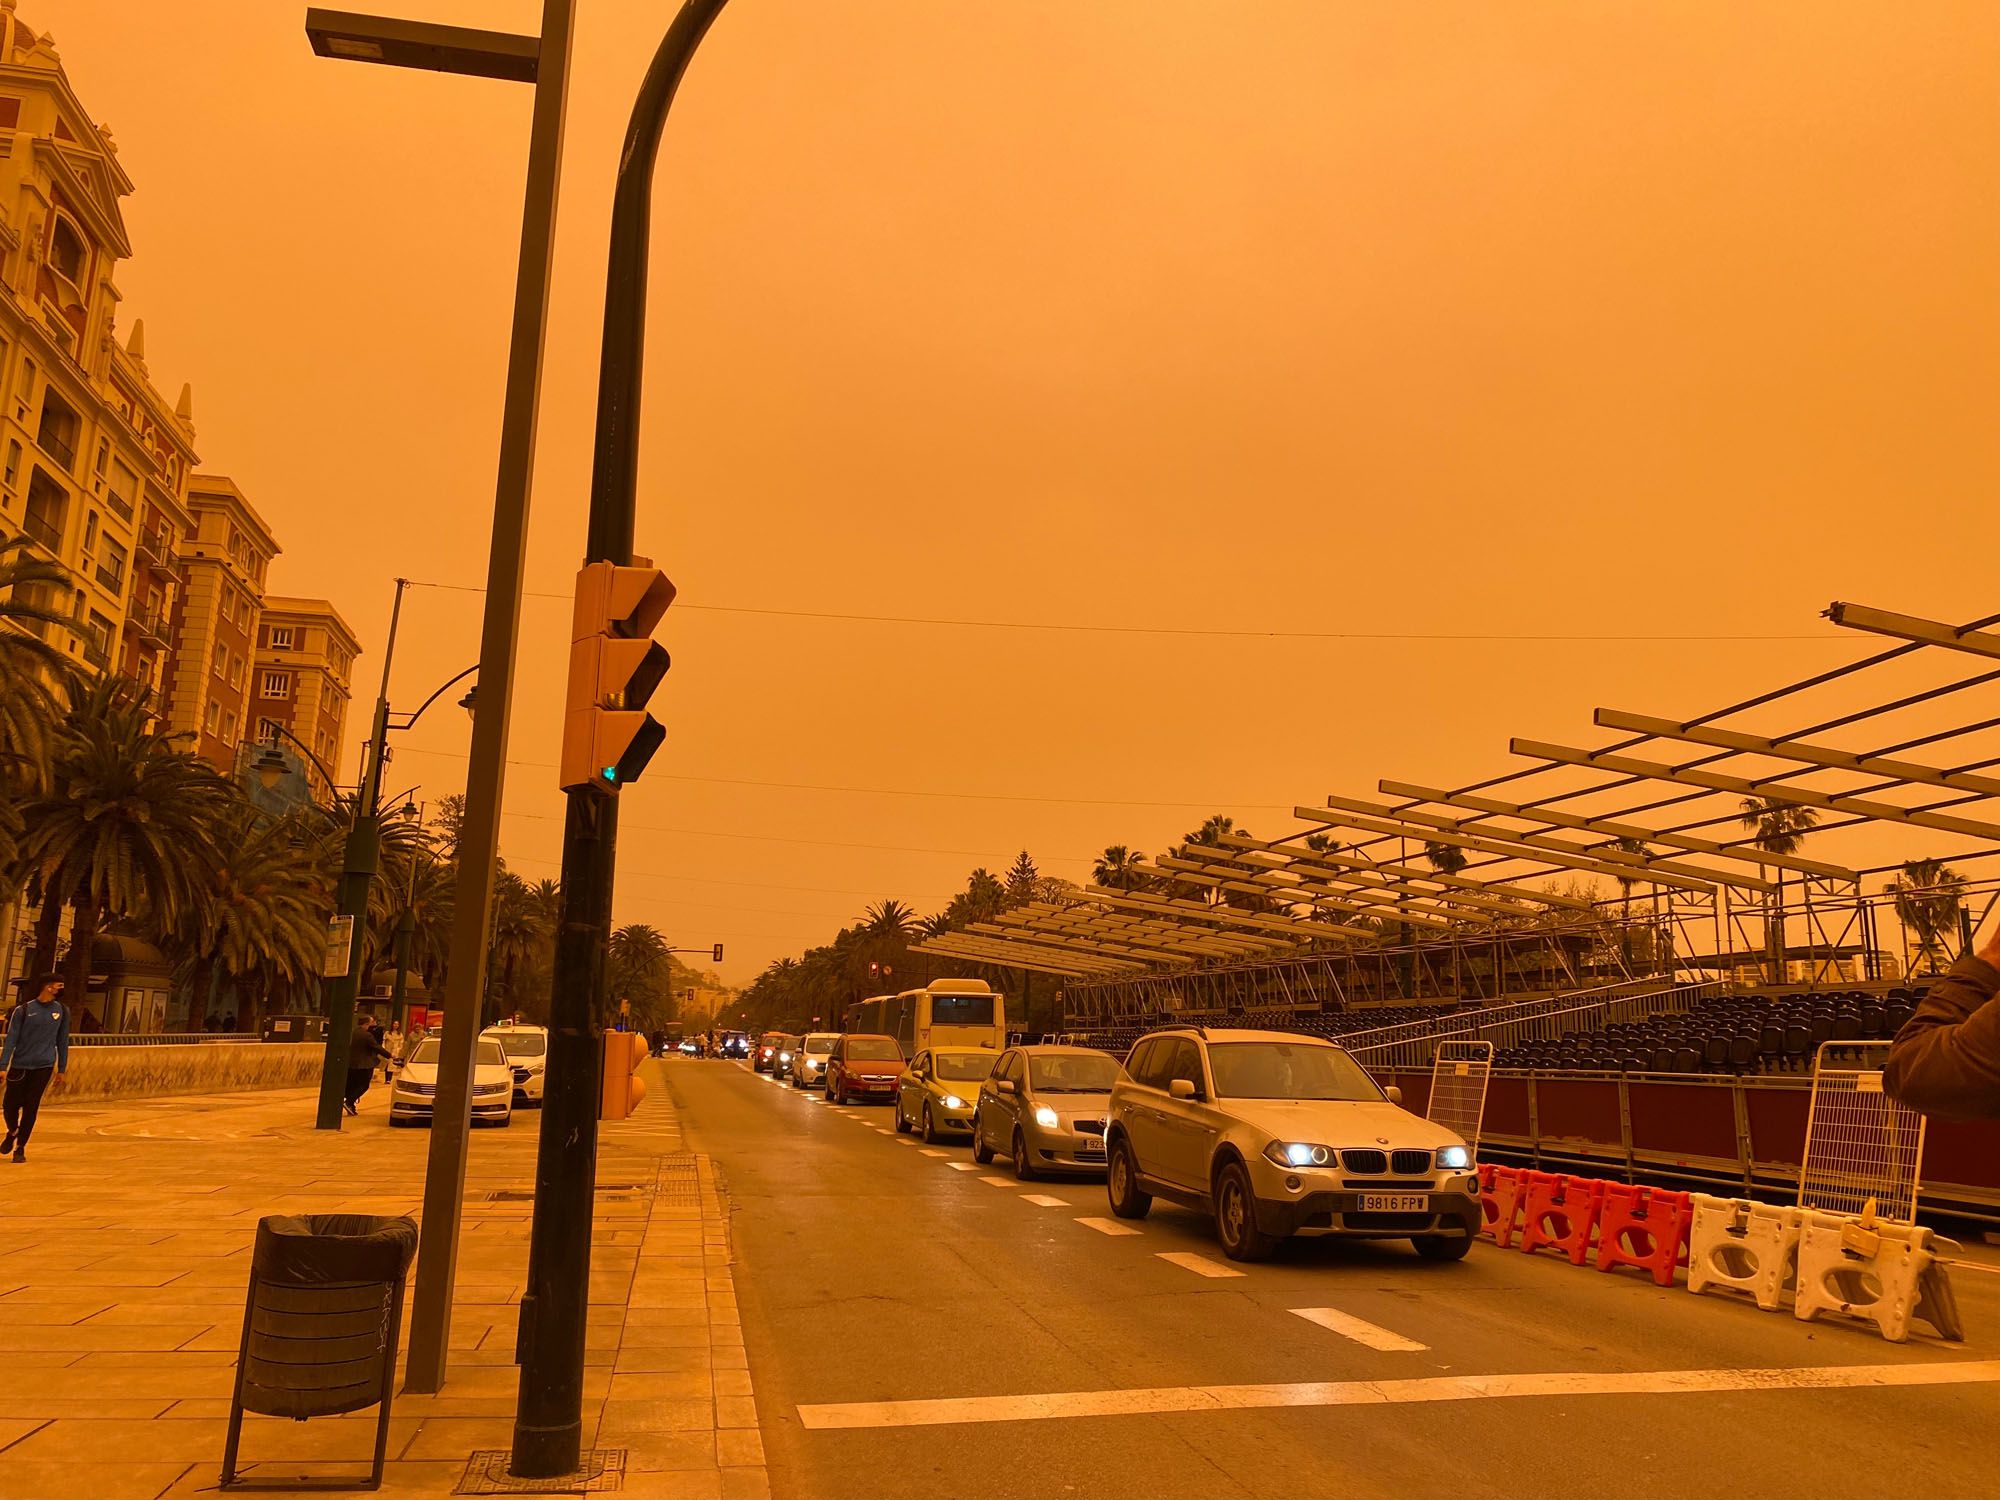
{"left": 711, "top": 943, "right": 724, "bottom": 963}
{"left": 561, "top": 560, "right": 674, "bottom": 792}
{"left": 600, "top": 1029, "right": 650, "bottom": 1120}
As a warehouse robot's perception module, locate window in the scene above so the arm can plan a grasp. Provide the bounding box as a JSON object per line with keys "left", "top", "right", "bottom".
{"left": 212, "top": 643, "right": 227, "bottom": 679}
{"left": 261, "top": 671, "right": 292, "bottom": 699}
{"left": 48, "top": 216, "right": 85, "bottom": 283}
{"left": 105, "top": 459, "right": 135, "bottom": 521}
{"left": 93, "top": 438, "right": 109, "bottom": 477}
{"left": 221, "top": 707, "right": 238, "bottom": 742}
{"left": 35, "top": 389, "right": 80, "bottom": 470}
{"left": 4, "top": 440, "right": 18, "bottom": 488}
{"left": 84, "top": 611, "right": 112, "bottom": 665}
{"left": 81, "top": 509, "right": 97, "bottom": 554}
{"left": 204, "top": 700, "right": 221, "bottom": 734}
{"left": 23, "top": 469, "right": 65, "bottom": 551}
{"left": 268, "top": 625, "right": 294, "bottom": 650}
{"left": 227, "top": 650, "right": 243, "bottom": 688}
{"left": 256, "top": 717, "right": 282, "bottom": 743}
{"left": 218, "top": 589, "right": 235, "bottom": 626}
{"left": 97, "top": 537, "right": 126, "bottom": 593}
{"left": 19, "top": 357, "right": 35, "bottom": 404}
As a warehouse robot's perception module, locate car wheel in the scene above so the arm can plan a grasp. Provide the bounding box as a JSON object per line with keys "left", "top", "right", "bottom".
{"left": 894, "top": 1098, "right": 913, "bottom": 1134}
{"left": 1213, "top": 1159, "right": 1277, "bottom": 1262}
{"left": 1106, "top": 1137, "right": 1151, "bottom": 1219}
{"left": 1413, "top": 1234, "right": 1473, "bottom": 1262}
{"left": 1011, "top": 1127, "right": 1038, "bottom": 1182}
{"left": 971, "top": 1113, "right": 995, "bottom": 1164}
{"left": 921, "top": 1104, "right": 937, "bottom": 1144}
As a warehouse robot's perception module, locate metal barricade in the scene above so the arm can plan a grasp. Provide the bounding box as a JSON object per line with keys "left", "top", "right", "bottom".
{"left": 1426, "top": 1039, "right": 1494, "bottom": 1152}
{"left": 1798, "top": 1041, "right": 1927, "bottom": 1224}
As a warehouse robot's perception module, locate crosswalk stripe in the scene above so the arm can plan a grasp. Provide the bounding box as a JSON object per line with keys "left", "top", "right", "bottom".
{"left": 919, "top": 1149, "right": 950, "bottom": 1158}
{"left": 1021, "top": 1194, "right": 1068, "bottom": 1207}
{"left": 979, "top": 1175, "right": 1016, "bottom": 1187}
{"left": 1075, "top": 1216, "right": 1142, "bottom": 1237}
{"left": 946, "top": 1162, "right": 981, "bottom": 1172}
{"left": 1156, "top": 1252, "right": 1244, "bottom": 1279}
{"left": 1290, "top": 1307, "right": 1428, "bottom": 1352}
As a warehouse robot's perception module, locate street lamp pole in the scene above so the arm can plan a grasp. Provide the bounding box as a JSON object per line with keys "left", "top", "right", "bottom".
{"left": 511, "top": 0, "right": 732, "bottom": 1478}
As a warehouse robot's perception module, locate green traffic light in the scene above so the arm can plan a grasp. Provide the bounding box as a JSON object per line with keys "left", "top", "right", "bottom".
{"left": 601, "top": 766, "right": 618, "bottom": 783}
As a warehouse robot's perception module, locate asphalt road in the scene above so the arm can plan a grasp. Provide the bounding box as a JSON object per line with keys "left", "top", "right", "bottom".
{"left": 667, "top": 1058, "right": 2000, "bottom": 1500}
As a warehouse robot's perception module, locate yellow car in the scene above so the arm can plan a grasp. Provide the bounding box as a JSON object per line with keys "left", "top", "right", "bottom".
{"left": 894, "top": 1047, "right": 998, "bottom": 1143}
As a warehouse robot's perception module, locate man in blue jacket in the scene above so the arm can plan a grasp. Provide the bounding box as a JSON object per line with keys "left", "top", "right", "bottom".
{"left": 1, "top": 974, "right": 70, "bottom": 1162}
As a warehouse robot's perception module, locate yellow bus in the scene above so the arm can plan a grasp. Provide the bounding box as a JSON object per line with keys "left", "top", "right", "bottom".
{"left": 844, "top": 979, "right": 1005, "bottom": 1055}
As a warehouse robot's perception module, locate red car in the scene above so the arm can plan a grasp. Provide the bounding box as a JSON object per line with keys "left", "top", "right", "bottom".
{"left": 826, "top": 1034, "right": 905, "bottom": 1104}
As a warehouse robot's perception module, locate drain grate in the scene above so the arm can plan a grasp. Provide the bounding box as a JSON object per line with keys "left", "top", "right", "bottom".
{"left": 658, "top": 1153, "right": 699, "bottom": 1206}
{"left": 455, "top": 1448, "right": 624, "bottom": 1494}
{"left": 487, "top": 1184, "right": 645, "bottom": 1203}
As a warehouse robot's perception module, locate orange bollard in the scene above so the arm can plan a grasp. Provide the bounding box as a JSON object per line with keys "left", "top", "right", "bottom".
{"left": 1481, "top": 1164, "right": 1529, "bottom": 1248}
{"left": 1517, "top": 1172, "right": 1606, "bottom": 1265}
{"left": 1594, "top": 1184, "right": 1693, "bottom": 1287}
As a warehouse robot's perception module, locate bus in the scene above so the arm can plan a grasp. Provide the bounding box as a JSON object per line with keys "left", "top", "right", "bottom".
{"left": 844, "top": 979, "right": 1005, "bottom": 1056}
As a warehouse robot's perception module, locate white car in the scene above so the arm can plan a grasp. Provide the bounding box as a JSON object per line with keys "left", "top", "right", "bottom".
{"left": 789, "top": 1032, "right": 840, "bottom": 1088}
{"left": 484, "top": 1024, "right": 549, "bottom": 1107}
{"left": 390, "top": 1035, "right": 514, "bottom": 1127}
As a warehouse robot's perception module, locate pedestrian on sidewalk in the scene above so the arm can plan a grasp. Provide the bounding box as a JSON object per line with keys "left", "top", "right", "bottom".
{"left": 344, "top": 1019, "right": 392, "bottom": 1117}
{"left": 2, "top": 974, "right": 70, "bottom": 1163}
{"left": 382, "top": 1021, "right": 403, "bottom": 1083}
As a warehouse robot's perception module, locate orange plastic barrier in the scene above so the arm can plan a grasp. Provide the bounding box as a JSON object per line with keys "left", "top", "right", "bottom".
{"left": 1480, "top": 1164, "right": 1528, "bottom": 1248}
{"left": 1516, "top": 1172, "right": 1605, "bottom": 1265}
{"left": 1593, "top": 1184, "right": 1693, "bottom": 1287}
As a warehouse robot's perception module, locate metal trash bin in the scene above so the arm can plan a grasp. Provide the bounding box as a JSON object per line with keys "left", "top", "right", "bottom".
{"left": 221, "top": 1213, "right": 418, "bottom": 1491}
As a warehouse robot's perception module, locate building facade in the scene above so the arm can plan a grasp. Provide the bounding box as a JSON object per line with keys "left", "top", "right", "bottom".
{"left": 161, "top": 474, "right": 278, "bottom": 772}
{"left": 252, "top": 595, "right": 359, "bottom": 795}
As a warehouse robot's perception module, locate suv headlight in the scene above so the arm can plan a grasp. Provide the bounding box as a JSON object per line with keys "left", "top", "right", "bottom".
{"left": 1034, "top": 1105, "right": 1060, "bottom": 1129}
{"left": 1437, "top": 1144, "right": 1472, "bottom": 1171}
{"left": 1262, "top": 1141, "right": 1336, "bottom": 1168}
{"left": 943, "top": 1094, "right": 965, "bottom": 1110}
{"left": 804, "top": 1059, "right": 821, "bottom": 1073}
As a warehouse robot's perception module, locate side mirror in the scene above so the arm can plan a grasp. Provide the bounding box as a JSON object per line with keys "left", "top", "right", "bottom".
{"left": 996, "top": 1078, "right": 1017, "bottom": 1095}
{"left": 1385, "top": 1084, "right": 1403, "bottom": 1105}
{"left": 1168, "top": 1078, "right": 1198, "bottom": 1101}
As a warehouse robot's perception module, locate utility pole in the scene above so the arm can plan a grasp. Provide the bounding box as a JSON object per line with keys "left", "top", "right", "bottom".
{"left": 511, "top": 0, "right": 732, "bottom": 1479}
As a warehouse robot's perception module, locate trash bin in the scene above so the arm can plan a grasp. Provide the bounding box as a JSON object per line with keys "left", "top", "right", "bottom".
{"left": 221, "top": 1213, "right": 418, "bottom": 1491}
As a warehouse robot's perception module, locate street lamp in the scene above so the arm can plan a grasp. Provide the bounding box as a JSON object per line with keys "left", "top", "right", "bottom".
{"left": 306, "top": 0, "right": 575, "bottom": 1399}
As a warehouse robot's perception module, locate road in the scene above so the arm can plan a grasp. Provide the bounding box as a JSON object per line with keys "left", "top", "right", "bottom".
{"left": 664, "top": 1056, "right": 2000, "bottom": 1500}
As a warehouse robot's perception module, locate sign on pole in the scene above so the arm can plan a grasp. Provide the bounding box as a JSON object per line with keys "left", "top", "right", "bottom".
{"left": 323, "top": 915, "right": 355, "bottom": 978}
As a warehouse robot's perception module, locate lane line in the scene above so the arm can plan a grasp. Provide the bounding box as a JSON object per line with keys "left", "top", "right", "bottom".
{"left": 797, "top": 1359, "right": 2000, "bottom": 1431}
{"left": 946, "top": 1163, "right": 981, "bottom": 1173}
{"left": 979, "top": 1175, "right": 1016, "bottom": 1187}
{"left": 1291, "top": 1307, "right": 1428, "bottom": 1352}
{"left": 1021, "top": 1194, "right": 1068, "bottom": 1208}
{"left": 919, "top": 1149, "right": 950, "bottom": 1158}
{"left": 1156, "top": 1252, "right": 1244, "bottom": 1279}
{"left": 1075, "top": 1216, "right": 1142, "bottom": 1237}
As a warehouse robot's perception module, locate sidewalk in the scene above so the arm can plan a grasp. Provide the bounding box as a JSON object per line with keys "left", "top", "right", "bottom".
{"left": 0, "top": 1070, "right": 765, "bottom": 1500}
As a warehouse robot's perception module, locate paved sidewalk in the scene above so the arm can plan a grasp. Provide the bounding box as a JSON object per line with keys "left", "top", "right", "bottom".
{"left": 0, "top": 1068, "right": 765, "bottom": 1500}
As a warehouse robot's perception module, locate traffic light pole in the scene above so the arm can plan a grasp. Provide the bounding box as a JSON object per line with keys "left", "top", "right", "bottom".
{"left": 510, "top": 0, "right": 733, "bottom": 1479}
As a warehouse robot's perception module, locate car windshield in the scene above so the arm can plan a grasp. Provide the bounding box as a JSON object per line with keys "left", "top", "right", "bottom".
{"left": 409, "top": 1037, "right": 509, "bottom": 1069}
{"left": 1029, "top": 1052, "right": 1121, "bottom": 1092}
{"left": 1205, "top": 1042, "right": 1382, "bottom": 1102}
{"left": 846, "top": 1037, "right": 901, "bottom": 1061}
{"left": 934, "top": 1052, "right": 996, "bottom": 1083}
{"left": 805, "top": 1036, "right": 835, "bottom": 1054}
{"left": 488, "top": 1031, "right": 545, "bottom": 1057}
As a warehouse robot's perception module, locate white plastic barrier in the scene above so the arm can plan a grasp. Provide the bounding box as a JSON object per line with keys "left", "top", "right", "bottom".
{"left": 1685, "top": 1195, "right": 1801, "bottom": 1312}
{"left": 1793, "top": 1208, "right": 1964, "bottom": 1344}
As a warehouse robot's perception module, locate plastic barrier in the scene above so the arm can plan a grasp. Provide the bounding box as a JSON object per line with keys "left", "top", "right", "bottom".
{"left": 1516, "top": 1172, "right": 1605, "bottom": 1266}
{"left": 1793, "top": 1206, "right": 1965, "bottom": 1344}
{"left": 1478, "top": 1164, "right": 1528, "bottom": 1248}
{"left": 1686, "top": 1195, "right": 1801, "bottom": 1312}
{"left": 1593, "top": 1184, "right": 1692, "bottom": 1287}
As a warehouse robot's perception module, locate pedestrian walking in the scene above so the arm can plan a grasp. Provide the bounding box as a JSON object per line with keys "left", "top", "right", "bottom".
{"left": 344, "top": 1019, "right": 392, "bottom": 1116}
{"left": 1885, "top": 924, "right": 2000, "bottom": 1117}
{"left": 2, "top": 974, "right": 70, "bottom": 1163}
{"left": 383, "top": 1022, "right": 404, "bottom": 1083}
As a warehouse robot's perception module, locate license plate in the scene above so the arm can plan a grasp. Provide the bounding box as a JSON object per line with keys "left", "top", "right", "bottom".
{"left": 1076, "top": 1138, "right": 1105, "bottom": 1155}
{"left": 1359, "top": 1194, "right": 1428, "bottom": 1213}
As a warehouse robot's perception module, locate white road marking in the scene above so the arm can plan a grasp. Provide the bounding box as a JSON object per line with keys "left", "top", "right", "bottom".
{"left": 1156, "top": 1252, "right": 1244, "bottom": 1279}
{"left": 1076, "top": 1217, "right": 1142, "bottom": 1237}
{"left": 1021, "top": 1194, "right": 1068, "bottom": 1207}
{"left": 979, "top": 1175, "right": 1017, "bottom": 1187}
{"left": 946, "top": 1163, "right": 981, "bottom": 1172}
{"left": 1291, "top": 1307, "right": 1428, "bottom": 1352}
{"left": 894, "top": 1138, "right": 920, "bottom": 1147}
{"left": 919, "top": 1149, "right": 950, "bottom": 1158}
{"left": 873, "top": 1129, "right": 893, "bottom": 1135}
{"left": 797, "top": 1359, "right": 2000, "bottom": 1431}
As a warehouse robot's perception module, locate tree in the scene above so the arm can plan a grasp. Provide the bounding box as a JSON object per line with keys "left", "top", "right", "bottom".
{"left": 943, "top": 868, "right": 1006, "bottom": 930}
{"left": 177, "top": 804, "right": 330, "bottom": 1027}
{"left": 487, "top": 871, "right": 547, "bottom": 1024}
{"left": 1303, "top": 832, "right": 1342, "bottom": 857}
{"left": 1092, "top": 845, "right": 1148, "bottom": 891}
{"left": 1890, "top": 859, "right": 1966, "bottom": 975}
{"left": 1739, "top": 796, "right": 1821, "bottom": 981}
{"left": 1003, "top": 851, "right": 1040, "bottom": 906}
{"left": 1609, "top": 835, "right": 1649, "bottom": 970}
{"left": 1423, "top": 840, "right": 1469, "bottom": 877}
{"left": 0, "top": 541, "right": 75, "bottom": 793}
{"left": 609, "top": 922, "right": 672, "bottom": 1029}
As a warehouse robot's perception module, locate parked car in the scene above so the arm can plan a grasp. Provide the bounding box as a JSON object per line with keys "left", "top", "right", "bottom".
{"left": 483, "top": 1023, "right": 549, "bottom": 1107}
{"left": 971, "top": 1045, "right": 1121, "bottom": 1179}
{"left": 825, "top": 1033, "right": 905, "bottom": 1104}
{"left": 1104, "top": 1028, "right": 1479, "bottom": 1262}
{"left": 390, "top": 1035, "right": 514, "bottom": 1128}
{"left": 894, "top": 1047, "right": 998, "bottom": 1142}
{"left": 754, "top": 1031, "right": 789, "bottom": 1073}
{"left": 789, "top": 1032, "right": 839, "bottom": 1088}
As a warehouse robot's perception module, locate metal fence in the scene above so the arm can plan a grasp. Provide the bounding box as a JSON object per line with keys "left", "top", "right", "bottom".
{"left": 69, "top": 1033, "right": 264, "bottom": 1048}
{"left": 1345, "top": 978, "right": 1722, "bottom": 1070}
{"left": 1426, "top": 1040, "right": 1494, "bottom": 1152}
{"left": 1798, "top": 1040, "right": 1927, "bottom": 1223}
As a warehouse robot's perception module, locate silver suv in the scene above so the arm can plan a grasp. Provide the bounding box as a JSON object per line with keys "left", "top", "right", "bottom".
{"left": 1105, "top": 1027, "right": 1480, "bottom": 1262}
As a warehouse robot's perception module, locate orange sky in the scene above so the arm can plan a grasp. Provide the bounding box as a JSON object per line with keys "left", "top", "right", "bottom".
{"left": 48, "top": 2, "right": 2000, "bottom": 981}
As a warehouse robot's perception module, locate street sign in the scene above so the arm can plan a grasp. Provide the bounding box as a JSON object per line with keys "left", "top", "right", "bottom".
{"left": 323, "top": 915, "right": 355, "bottom": 977}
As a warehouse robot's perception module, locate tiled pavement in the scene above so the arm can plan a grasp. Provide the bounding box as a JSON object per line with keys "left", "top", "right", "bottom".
{"left": 0, "top": 1068, "right": 766, "bottom": 1499}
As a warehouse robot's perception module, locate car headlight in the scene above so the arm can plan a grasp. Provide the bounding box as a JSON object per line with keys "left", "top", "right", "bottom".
{"left": 1437, "top": 1144, "right": 1472, "bottom": 1171}
{"left": 1033, "top": 1105, "right": 1060, "bottom": 1129}
{"left": 942, "top": 1094, "right": 965, "bottom": 1110}
{"left": 779, "top": 1052, "right": 792, "bottom": 1064}
{"left": 475, "top": 1082, "right": 508, "bottom": 1095}
{"left": 804, "top": 1059, "right": 821, "bottom": 1073}
{"left": 1263, "top": 1141, "right": 1335, "bottom": 1168}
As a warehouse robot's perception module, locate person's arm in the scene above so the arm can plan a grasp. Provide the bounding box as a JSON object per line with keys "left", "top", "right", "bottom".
{"left": 0, "top": 1016, "right": 13, "bottom": 1072}
{"left": 55, "top": 1006, "right": 69, "bottom": 1080}
{"left": 1883, "top": 928, "right": 2000, "bottom": 1118}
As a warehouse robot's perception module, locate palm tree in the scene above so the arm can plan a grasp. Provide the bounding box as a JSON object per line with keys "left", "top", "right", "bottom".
{"left": 1423, "top": 840, "right": 1468, "bottom": 876}
{"left": 863, "top": 899, "right": 918, "bottom": 940}
{"left": 0, "top": 540, "right": 76, "bottom": 791}
{"left": 177, "top": 804, "right": 329, "bottom": 1027}
{"left": 487, "top": 871, "right": 544, "bottom": 1023}
{"left": 1092, "top": 845, "right": 1148, "bottom": 891}
{"left": 1303, "top": 832, "right": 1342, "bottom": 857}
{"left": 1739, "top": 796, "right": 1821, "bottom": 981}
{"left": 1609, "top": 835, "right": 1648, "bottom": 970}
{"left": 13, "top": 676, "right": 232, "bottom": 1002}
{"left": 1890, "top": 859, "right": 1967, "bottom": 975}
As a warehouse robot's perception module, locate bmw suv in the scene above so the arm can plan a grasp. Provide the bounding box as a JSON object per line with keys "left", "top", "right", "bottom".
{"left": 1104, "top": 1027, "right": 1480, "bottom": 1262}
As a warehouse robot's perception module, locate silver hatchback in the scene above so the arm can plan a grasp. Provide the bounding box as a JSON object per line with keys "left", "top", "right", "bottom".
{"left": 971, "top": 1045, "right": 1122, "bottom": 1180}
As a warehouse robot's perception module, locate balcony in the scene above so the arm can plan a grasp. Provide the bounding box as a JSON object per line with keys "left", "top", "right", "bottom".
{"left": 22, "top": 508, "right": 62, "bottom": 553}
{"left": 94, "top": 560, "right": 125, "bottom": 593}
{"left": 126, "top": 607, "right": 171, "bottom": 648}
{"left": 135, "top": 525, "right": 175, "bottom": 571}
{"left": 35, "top": 425, "right": 76, "bottom": 473}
